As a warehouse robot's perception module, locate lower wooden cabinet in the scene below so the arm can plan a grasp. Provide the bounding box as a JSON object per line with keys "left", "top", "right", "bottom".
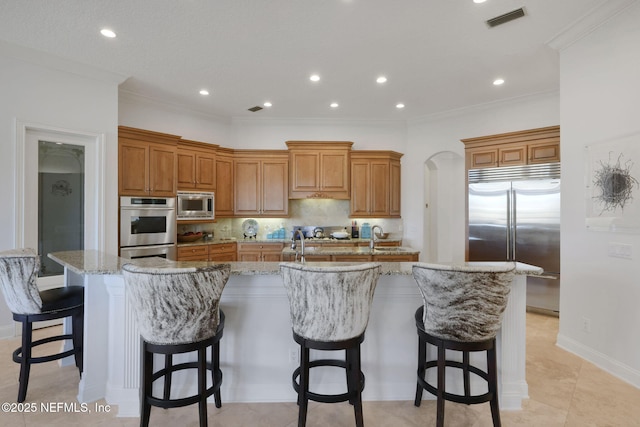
{"left": 177, "top": 245, "right": 209, "bottom": 261}
{"left": 177, "top": 242, "right": 238, "bottom": 261}
{"left": 237, "top": 242, "right": 284, "bottom": 262}
{"left": 209, "top": 242, "right": 237, "bottom": 262}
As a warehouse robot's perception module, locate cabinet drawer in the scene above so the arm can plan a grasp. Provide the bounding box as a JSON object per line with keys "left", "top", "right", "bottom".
{"left": 332, "top": 255, "right": 372, "bottom": 262}
{"left": 237, "top": 242, "right": 284, "bottom": 252}
{"left": 177, "top": 245, "right": 208, "bottom": 260}
{"left": 209, "top": 243, "right": 237, "bottom": 255}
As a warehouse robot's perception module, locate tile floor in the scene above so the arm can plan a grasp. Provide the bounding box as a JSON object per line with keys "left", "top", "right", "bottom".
{"left": 1, "top": 313, "right": 639, "bottom": 426}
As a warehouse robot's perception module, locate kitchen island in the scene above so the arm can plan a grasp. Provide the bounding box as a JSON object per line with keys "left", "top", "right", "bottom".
{"left": 48, "top": 250, "right": 540, "bottom": 417}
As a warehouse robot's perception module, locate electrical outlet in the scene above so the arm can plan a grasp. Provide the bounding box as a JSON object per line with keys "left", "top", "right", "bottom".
{"left": 582, "top": 317, "right": 591, "bottom": 334}
{"left": 288, "top": 348, "right": 299, "bottom": 364}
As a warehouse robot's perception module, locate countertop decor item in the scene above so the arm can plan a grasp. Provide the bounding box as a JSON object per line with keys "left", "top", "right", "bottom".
{"left": 242, "top": 219, "right": 259, "bottom": 239}
{"left": 331, "top": 231, "right": 349, "bottom": 239}
{"left": 375, "top": 232, "right": 389, "bottom": 239}
{"left": 177, "top": 232, "right": 203, "bottom": 242}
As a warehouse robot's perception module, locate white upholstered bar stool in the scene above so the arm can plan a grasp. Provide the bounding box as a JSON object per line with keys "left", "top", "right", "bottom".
{"left": 122, "top": 263, "right": 230, "bottom": 427}
{"left": 412, "top": 263, "right": 516, "bottom": 427}
{"left": 0, "top": 248, "right": 84, "bottom": 403}
{"left": 280, "top": 262, "right": 382, "bottom": 427}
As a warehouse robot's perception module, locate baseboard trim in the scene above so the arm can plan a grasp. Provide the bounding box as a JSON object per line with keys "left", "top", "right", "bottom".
{"left": 557, "top": 333, "right": 640, "bottom": 389}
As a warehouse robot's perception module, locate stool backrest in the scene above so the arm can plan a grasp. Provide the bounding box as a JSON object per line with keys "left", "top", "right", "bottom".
{"left": 412, "top": 263, "right": 516, "bottom": 342}
{"left": 122, "top": 263, "right": 230, "bottom": 345}
{"left": 280, "top": 262, "right": 381, "bottom": 342}
{"left": 0, "top": 249, "right": 43, "bottom": 314}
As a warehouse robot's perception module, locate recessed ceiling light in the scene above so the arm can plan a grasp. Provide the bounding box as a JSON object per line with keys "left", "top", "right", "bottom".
{"left": 493, "top": 78, "right": 505, "bottom": 86}
{"left": 330, "top": 102, "right": 339, "bottom": 108}
{"left": 199, "top": 89, "right": 209, "bottom": 95}
{"left": 396, "top": 103, "right": 405, "bottom": 109}
{"left": 263, "top": 102, "right": 272, "bottom": 107}
{"left": 100, "top": 28, "right": 116, "bottom": 38}
{"left": 473, "top": 0, "right": 487, "bottom": 4}
{"left": 309, "top": 74, "right": 320, "bottom": 82}
{"left": 376, "top": 76, "right": 387, "bottom": 84}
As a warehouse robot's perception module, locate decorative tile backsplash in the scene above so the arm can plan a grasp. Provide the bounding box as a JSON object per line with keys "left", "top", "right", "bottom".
{"left": 184, "top": 199, "right": 403, "bottom": 240}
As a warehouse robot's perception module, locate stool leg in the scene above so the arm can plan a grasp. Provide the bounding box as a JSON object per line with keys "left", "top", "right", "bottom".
{"left": 487, "top": 345, "right": 501, "bottom": 427}
{"left": 17, "top": 320, "right": 33, "bottom": 403}
{"left": 163, "top": 354, "right": 173, "bottom": 401}
{"left": 297, "top": 345, "right": 309, "bottom": 427}
{"left": 197, "top": 347, "right": 208, "bottom": 427}
{"left": 350, "top": 346, "right": 364, "bottom": 427}
{"left": 72, "top": 309, "right": 84, "bottom": 373}
{"left": 463, "top": 350, "right": 470, "bottom": 400}
{"left": 436, "top": 343, "right": 446, "bottom": 427}
{"left": 213, "top": 341, "right": 222, "bottom": 408}
{"left": 414, "top": 333, "right": 426, "bottom": 407}
{"left": 141, "top": 342, "right": 153, "bottom": 427}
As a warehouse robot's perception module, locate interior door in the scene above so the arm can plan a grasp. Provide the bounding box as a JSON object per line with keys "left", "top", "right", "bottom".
{"left": 468, "top": 181, "right": 511, "bottom": 261}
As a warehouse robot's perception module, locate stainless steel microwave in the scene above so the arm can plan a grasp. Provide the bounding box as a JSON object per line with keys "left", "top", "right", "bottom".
{"left": 176, "top": 191, "right": 215, "bottom": 221}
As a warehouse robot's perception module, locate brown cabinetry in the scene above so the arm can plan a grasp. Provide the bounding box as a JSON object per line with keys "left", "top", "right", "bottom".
{"left": 177, "top": 140, "right": 217, "bottom": 191}
{"left": 286, "top": 141, "right": 353, "bottom": 199}
{"left": 177, "top": 245, "right": 209, "bottom": 261}
{"left": 215, "top": 148, "right": 235, "bottom": 217}
{"left": 237, "top": 242, "right": 284, "bottom": 262}
{"left": 462, "top": 126, "right": 560, "bottom": 170}
{"left": 118, "top": 126, "right": 180, "bottom": 196}
{"left": 234, "top": 150, "right": 289, "bottom": 217}
{"left": 350, "top": 151, "right": 403, "bottom": 218}
{"left": 209, "top": 242, "right": 237, "bottom": 262}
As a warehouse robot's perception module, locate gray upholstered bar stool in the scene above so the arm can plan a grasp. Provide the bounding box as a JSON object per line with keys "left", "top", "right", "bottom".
{"left": 280, "top": 262, "right": 382, "bottom": 427}
{"left": 412, "top": 263, "right": 516, "bottom": 427}
{"left": 0, "top": 248, "right": 84, "bottom": 403}
{"left": 122, "top": 263, "right": 230, "bottom": 427}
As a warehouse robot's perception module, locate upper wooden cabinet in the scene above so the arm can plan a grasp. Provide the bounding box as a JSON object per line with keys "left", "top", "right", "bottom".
{"left": 118, "top": 126, "right": 180, "bottom": 197}
{"left": 462, "top": 126, "right": 560, "bottom": 170}
{"left": 286, "top": 141, "right": 353, "bottom": 199}
{"left": 234, "top": 150, "right": 289, "bottom": 217}
{"left": 215, "top": 147, "right": 234, "bottom": 217}
{"left": 350, "top": 151, "right": 403, "bottom": 218}
{"left": 177, "top": 139, "right": 218, "bottom": 191}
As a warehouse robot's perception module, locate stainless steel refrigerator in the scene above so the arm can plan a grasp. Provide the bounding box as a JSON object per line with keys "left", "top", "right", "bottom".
{"left": 468, "top": 163, "right": 561, "bottom": 314}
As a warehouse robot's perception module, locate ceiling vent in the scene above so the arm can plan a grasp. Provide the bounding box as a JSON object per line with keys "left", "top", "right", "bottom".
{"left": 486, "top": 7, "right": 526, "bottom": 28}
{"left": 248, "top": 106, "right": 263, "bottom": 112}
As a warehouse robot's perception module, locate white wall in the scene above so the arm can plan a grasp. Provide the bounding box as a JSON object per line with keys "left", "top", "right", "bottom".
{"left": 404, "top": 93, "right": 560, "bottom": 258}
{"left": 557, "top": 2, "right": 640, "bottom": 388}
{"left": 0, "top": 46, "right": 120, "bottom": 336}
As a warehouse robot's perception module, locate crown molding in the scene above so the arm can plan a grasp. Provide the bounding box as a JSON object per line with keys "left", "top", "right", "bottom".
{"left": 0, "top": 39, "right": 127, "bottom": 85}
{"left": 546, "top": 0, "right": 639, "bottom": 51}
{"left": 118, "top": 90, "right": 231, "bottom": 123}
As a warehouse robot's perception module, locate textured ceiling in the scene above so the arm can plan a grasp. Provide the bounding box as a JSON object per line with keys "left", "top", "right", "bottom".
{"left": 0, "top": 0, "right": 606, "bottom": 121}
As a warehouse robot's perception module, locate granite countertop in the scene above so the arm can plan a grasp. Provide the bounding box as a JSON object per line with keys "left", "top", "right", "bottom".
{"left": 48, "top": 250, "right": 541, "bottom": 278}
{"left": 282, "top": 246, "right": 420, "bottom": 256}
{"left": 177, "top": 237, "right": 402, "bottom": 247}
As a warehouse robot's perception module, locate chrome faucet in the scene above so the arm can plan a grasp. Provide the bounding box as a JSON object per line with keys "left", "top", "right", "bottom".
{"left": 370, "top": 225, "right": 383, "bottom": 250}
{"left": 293, "top": 229, "right": 306, "bottom": 262}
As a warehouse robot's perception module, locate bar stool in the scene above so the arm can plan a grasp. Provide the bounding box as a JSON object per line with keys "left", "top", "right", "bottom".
{"left": 280, "top": 262, "right": 382, "bottom": 427}
{"left": 412, "top": 262, "right": 516, "bottom": 427}
{"left": 122, "top": 263, "right": 230, "bottom": 427}
{"left": 0, "top": 248, "right": 84, "bottom": 403}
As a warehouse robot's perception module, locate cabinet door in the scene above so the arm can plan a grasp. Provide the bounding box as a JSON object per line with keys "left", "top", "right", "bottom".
{"left": 149, "top": 144, "right": 176, "bottom": 196}
{"left": 528, "top": 142, "right": 560, "bottom": 164}
{"left": 499, "top": 146, "right": 526, "bottom": 166}
{"left": 332, "top": 255, "right": 372, "bottom": 262}
{"left": 320, "top": 151, "right": 349, "bottom": 196}
{"left": 390, "top": 160, "right": 401, "bottom": 217}
{"left": 261, "top": 160, "right": 288, "bottom": 216}
{"left": 262, "top": 252, "right": 283, "bottom": 262}
{"left": 290, "top": 152, "right": 319, "bottom": 193}
{"left": 215, "top": 156, "right": 234, "bottom": 217}
{"left": 195, "top": 152, "right": 216, "bottom": 190}
{"left": 119, "top": 141, "right": 149, "bottom": 195}
{"left": 210, "top": 253, "right": 236, "bottom": 262}
{"left": 468, "top": 148, "right": 498, "bottom": 169}
{"left": 177, "top": 150, "right": 196, "bottom": 190}
{"left": 350, "top": 161, "right": 370, "bottom": 216}
{"left": 237, "top": 251, "right": 261, "bottom": 262}
{"left": 234, "top": 160, "right": 261, "bottom": 215}
{"left": 370, "top": 160, "right": 390, "bottom": 216}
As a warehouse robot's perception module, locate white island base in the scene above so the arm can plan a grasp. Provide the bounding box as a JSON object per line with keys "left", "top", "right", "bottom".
{"left": 49, "top": 252, "right": 537, "bottom": 418}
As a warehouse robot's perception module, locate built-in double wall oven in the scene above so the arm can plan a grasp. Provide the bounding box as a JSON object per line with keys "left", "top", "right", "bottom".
{"left": 119, "top": 196, "right": 176, "bottom": 260}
